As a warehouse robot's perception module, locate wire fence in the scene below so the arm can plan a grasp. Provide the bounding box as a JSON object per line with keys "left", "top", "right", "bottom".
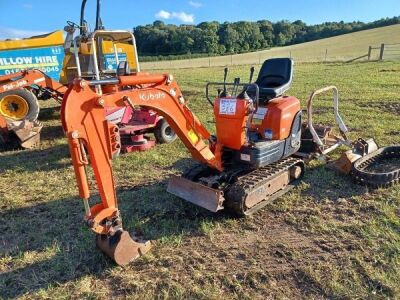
{"left": 383, "top": 43, "right": 400, "bottom": 60}
{"left": 141, "top": 43, "right": 400, "bottom": 70}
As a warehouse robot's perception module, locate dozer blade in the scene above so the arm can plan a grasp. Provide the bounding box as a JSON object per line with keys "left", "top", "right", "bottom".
{"left": 96, "top": 230, "right": 151, "bottom": 266}
{"left": 17, "top": 130, "right": 41, "bottom": 149}
{"left": 167, "top": 175, "right": 225, "bottom": 212}
{"left": 14, "top": 121, "right": 43, "bottom": 149}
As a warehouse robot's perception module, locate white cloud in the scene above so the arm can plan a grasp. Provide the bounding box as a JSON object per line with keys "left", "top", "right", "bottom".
{"left": 22, "top": 3, "right": 33, "bottom": 9}
{"left": 172, "top": 12, "right": 195, "bottom": 23}
{"left": 0, "top": 27, "right": 47, "bottom": 40}
{"left": 155, "top": 10, "right": 195, "bottom": 24}
{"left": 155, "top": 10, "right": 171, "bottom": 20}
{"left": 189, "top": 1, "right": 202, "bottom": 8}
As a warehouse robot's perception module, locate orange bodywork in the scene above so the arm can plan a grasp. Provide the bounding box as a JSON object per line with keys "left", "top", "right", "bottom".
{"left": 259, "top": 96, "right": 301, "bottom": 140}
{"left": 214, "top": 97, "right": 251, "bottom": 150}
{"left": 0, "top": 69, "right": 68, "bottom": 96}
{"left": 61, "top": 73, "right": 222, "bottom": 235}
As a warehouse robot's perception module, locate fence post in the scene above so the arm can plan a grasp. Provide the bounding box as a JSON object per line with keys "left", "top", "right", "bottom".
{"left": 209, "top": 57, "right": 211, "bottom": 67}
{"left": 325, "top": 48, "right": 328, "bottom": 62}
{"left": 379, "top": 43, "right": 385, "bottom": 61}
{"left": 368, "top": 46, "right": 372, "bottom": 61}
{"left": 231, "top": 54, "right": 233, "bottom": 66}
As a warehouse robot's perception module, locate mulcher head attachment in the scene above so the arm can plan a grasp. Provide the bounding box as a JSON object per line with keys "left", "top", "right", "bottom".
{"left": 96, "top": 230, "right": 151, "bottom": 266}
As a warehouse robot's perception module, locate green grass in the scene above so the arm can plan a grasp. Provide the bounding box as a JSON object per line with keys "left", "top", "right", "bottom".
{"left": 0, "top": 61, "right": 400, "bottom": 299}
{"left": 142, "top": 24, "right": 400, "bottom": 70}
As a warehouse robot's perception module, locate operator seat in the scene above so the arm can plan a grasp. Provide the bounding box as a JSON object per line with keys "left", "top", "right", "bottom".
{"left": 255, "top": 58, "right": 294, "bottom": 101}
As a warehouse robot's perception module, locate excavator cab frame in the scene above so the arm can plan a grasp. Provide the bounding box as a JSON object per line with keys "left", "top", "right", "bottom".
{"left": 64, "top": 0, "right": 140, "bottom": 83}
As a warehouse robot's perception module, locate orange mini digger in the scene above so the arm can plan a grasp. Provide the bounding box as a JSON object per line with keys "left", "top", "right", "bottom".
{"left": 61, "top": 58, "right": 305, "bottom": 265}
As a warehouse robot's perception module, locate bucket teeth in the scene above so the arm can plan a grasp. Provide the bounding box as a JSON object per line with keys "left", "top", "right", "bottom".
{"left": 96, "top": 230, "right": 151, "bottom": 266}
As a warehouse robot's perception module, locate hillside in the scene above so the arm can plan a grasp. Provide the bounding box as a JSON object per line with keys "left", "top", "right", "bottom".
{"left": 142, "top": 24, "right": 400, "bottom": 69}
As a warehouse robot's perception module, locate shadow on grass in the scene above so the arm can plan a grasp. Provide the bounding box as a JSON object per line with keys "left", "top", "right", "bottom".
{"left": 0, "top": 177, "right": 226, "bottom": 299}
{"left": 38, "top": 106, "right": 61, "bottom": 121}
{"left": 0, "top": 143, "right": 69, "bottom": 173}
{"left": 0, "top": 132, "right": 376, "bottom": 299}
{"left": 40, "top": 124, "right": 65, "bottom": 142}
{"left": 301, "top": 164, "right": 369, "bottom": 201}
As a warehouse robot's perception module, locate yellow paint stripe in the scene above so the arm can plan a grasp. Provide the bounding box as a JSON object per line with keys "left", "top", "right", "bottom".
{"left": 0, "top": 63, "right": 58, "bottom": 70}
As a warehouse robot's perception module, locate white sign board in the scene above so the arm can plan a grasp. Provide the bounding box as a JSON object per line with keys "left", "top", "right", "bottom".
{"left": 219, "top": 99, "right": 237, "bottom": 115}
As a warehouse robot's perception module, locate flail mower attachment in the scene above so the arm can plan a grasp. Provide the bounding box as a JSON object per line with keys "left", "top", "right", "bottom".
{"left": 296, "top": 85, "right": 400, "bottom": 188}
{"left": 297, "top": 86, "right": 352, "bottom": 161}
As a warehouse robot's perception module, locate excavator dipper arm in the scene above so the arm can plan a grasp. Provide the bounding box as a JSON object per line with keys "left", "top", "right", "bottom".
{"left": 61, "top": 73, "right": 221, "bottom": 264}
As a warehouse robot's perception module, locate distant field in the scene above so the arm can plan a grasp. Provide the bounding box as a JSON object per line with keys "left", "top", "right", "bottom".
{"left": 142, "top": 24, "right": 400, "bottom": 69}
{"left": 1, "top": 61, "right": 399, "bottom": 299}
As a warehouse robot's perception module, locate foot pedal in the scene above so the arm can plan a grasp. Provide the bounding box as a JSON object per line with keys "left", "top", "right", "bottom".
{"left": 96, "top": 230, "right": 151, "bottom": 266}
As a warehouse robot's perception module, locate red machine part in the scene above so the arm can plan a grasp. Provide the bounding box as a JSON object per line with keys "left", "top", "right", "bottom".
{"left": 105, "top": 106, "right": 165, "bottom": 153}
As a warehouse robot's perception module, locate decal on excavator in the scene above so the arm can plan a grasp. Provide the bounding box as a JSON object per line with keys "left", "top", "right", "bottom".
{"left": 188, "top": 130, "right": 199, "bottom": 144}
{"left": 2, "top": 80, "right": 28, "bottom": 91}
{"left": 138, "top": 91, "right": 166, "bottom": 101}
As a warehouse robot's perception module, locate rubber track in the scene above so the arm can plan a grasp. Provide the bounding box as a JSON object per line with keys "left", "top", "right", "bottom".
{"left": 351, "top": 146, "right": 400, "bottom": 188}
{"left": 225, "top": 157, "right": 305, "bottom": 216}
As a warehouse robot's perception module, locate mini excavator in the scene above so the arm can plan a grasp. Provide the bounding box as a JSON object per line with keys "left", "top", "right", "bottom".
{"left": 62, "top": 58, "right": 305, "bottom": 265}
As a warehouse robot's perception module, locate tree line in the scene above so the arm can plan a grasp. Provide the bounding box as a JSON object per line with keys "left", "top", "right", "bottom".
{"left": 133, "top": 16, "right": 400, "bottom": 60}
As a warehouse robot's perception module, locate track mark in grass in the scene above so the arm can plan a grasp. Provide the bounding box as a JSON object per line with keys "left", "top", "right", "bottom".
{"left": 356, "top": 101, "right": 400, "bottom": 115}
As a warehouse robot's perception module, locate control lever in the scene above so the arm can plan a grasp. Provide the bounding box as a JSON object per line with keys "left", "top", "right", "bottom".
{"left": 232, "top": 77, "right": 240, "bottom": 96}
{"left": 249, "top": 66, "right": 255, "bottom": 83}
{"left": 219, "top": 67, "right": 229, "bottom": 97}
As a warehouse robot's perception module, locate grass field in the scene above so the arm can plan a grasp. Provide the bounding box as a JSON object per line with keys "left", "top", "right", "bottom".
{"left": 1, "top": 61, "right": 400, "bottom": 299}
{"left": 142, "top": 24, "right": 400, "bottom": 70}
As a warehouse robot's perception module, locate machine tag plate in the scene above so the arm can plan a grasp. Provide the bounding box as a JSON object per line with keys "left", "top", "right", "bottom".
{"left": 240, "top": 153, "right": 251, "bottom": 161}
{"left": 254, "top": 107, "right": 268, "bottom": 120}
{"left": 219, "top": 99, "right": 237, "bottom": 115}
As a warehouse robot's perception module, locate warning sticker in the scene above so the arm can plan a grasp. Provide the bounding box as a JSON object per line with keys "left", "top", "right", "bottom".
{"left": 188, "top": 130, "right": 199, "bottom": 144}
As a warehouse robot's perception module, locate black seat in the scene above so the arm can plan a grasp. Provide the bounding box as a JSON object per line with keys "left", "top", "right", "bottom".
{"left": 255, "top": 58, "right": 293, "bottom": 100}
{"left": 117, "top": 61, "right": 131, "bottom": 76}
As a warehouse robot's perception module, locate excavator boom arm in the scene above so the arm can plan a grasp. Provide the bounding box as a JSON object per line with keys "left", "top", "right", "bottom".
{"left": 61, "top": 73, "right": 221, "bottom": 235}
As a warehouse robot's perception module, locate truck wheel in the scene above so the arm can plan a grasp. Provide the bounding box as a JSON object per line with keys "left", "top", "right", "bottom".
{"left": 154, "top": 118, "right": 177, "bottom": 144}
{"left": 0, "top": 88, "right": 39, "bottom": 121}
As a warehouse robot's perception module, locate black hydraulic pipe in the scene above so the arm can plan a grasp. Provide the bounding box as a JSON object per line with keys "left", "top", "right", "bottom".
{"left": 95, "top": 0, "right": 101, "bottom": 30}
{"left": 80, "top": 0, "right": 88, "bottom": 35}
{"left": 88, "top": 78, "right": 119, "bottom": 86}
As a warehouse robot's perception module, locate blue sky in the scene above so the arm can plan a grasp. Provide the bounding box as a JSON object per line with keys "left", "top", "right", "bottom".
{"left": 0, "top": 0, "right": 398, "bottom": 39}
